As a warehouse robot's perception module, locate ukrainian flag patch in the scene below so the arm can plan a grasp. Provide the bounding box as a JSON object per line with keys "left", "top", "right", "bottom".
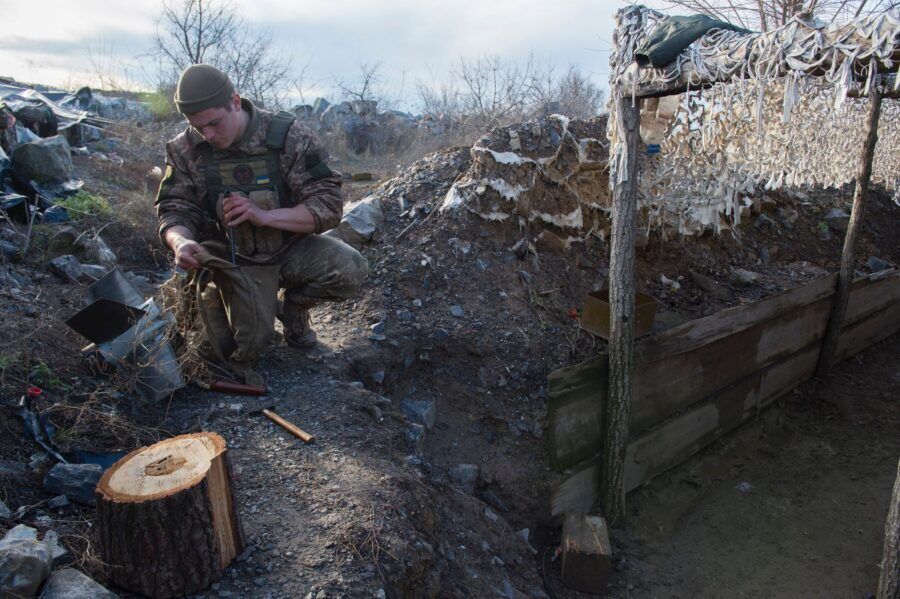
{"left": 256, "top": 174, "right": 271, "bottom": 185}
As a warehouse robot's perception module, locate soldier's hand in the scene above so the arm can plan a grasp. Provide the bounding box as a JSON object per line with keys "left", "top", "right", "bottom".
{"left": 173, "top": 238, "right": 203, "bottom": 269}
{"left": 223, "top": 194, "right": 268, "bottom": 227}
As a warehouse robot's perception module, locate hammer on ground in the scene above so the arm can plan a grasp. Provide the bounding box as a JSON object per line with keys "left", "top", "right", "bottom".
{"left": 247, "top": 404, "right": 316, "bottom": 444}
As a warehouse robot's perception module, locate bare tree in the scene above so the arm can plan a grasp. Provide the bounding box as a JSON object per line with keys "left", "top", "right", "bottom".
{"left": 151, "top": 0, "right": 292, "bottom": 108}
{"left": 528, "top": 63, "right": 605, "bottom": 119}
{"left": 453, "top": 54, "right": 534, "bottom": 129}
{"left": 336, "top": 62, "right": 384, "bottom": 103}
{"left": 658, "top": 0, "right": 898, "bottom": 31}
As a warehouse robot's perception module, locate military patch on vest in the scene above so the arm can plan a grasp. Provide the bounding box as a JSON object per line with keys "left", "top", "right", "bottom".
{"left": 233, "top": 164, "right": 254, "bottom": 186}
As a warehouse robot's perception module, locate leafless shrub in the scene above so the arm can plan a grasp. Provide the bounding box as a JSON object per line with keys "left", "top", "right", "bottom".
{"left": 658, "top": 0, "right": 898, "bottom": 31}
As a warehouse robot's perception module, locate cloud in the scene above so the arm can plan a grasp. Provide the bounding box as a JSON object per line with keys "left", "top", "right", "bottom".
{"left": 3, "top": 0, "right": 623, "bottom": 102}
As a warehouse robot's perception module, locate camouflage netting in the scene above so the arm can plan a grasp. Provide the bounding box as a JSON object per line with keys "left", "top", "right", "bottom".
{"left": 440, "top": 115, "right": 610, "bottom": 245}
{"left": 609, "top": 5, "right": 900, "bottom": 235}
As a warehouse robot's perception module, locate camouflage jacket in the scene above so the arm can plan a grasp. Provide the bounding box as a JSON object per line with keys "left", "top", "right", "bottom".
{"left": 154, "top": 99, "right": 343, "bottom": 244}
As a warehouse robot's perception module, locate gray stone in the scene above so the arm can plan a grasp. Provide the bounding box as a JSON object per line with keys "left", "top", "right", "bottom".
{"left": 77, "top": 235, "right": 117, "bottom": 268}
{"left": 42, "top": 205, "right": 69, "bottom": 224}
{"left": 0, "top": 499, "right": 9, "bottom": 519}
{"left": 47, "top": 495, "right": 70, "bottom": 510}
{"left": 48, "top": 227, "right": 79, "bottom": 256}
{"left": 39, "top": 568, "right": 118, "bottom": 598}
{"left": 370, "top": 321, "right": 386, "bottom": 335}
{"left": 449, "top": 305, "right": 464, "bottom": 318}
{"left": 0, "top": 525, "right": 51, "bottom": 598}
{"left": 312, "top": 97, "right": 330, "bottom": 115}
{"left": 824, "top": 208, "right": 850, "bottom": 231}
{"left": 400, "top": 398, "right": 436, "bottom": 430}
{"left": 1, "top": 240, "right": 19, "bottom": 260}
{"left": 729, "top": 268, "right": 760, "bottom": 287}
{"left": 43, "top": 463, "right": 102, "bottom": 506}
{"left": 405, "top": 424, "right": 425, "bottom": 454}
{"left": 49, "top": 255, "right": 83, "bottom": 281}
{"left": 2, "top": 525, "right": 37, "bottom": 543}
{"left": 754, "top": 214, "right": 776, "bottom": 230}
{"left": 866, "top": 256, "right": 892, "bottom": 273}
{"left": 11, "top": 135, "right": 74, "bottom": 184}
{"left": 777, "top": 207, "right": 799, "bottom": 229}
{"left": 43, "top": 531, "right": 73, "bottom": 568}
{"left": 371, "top": 370, "right": 385, "bottom": 385}
{"left": 448, "top": 464, "right": 479, "bottom": 493}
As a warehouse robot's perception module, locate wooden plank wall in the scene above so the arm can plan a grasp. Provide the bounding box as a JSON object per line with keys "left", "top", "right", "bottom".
{"left": 550, "top": 270, "right": 900, "bottom": 516}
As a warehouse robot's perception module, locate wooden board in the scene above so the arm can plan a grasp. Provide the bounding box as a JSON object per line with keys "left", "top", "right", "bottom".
{"left": 549, "top": 272, "right": 900, "bottom": 514}
{"left": 547, "top": 272, "right": 900, "bottom": 472}
{"left": 547, "top": 355, "right": 607, "bottom": 471}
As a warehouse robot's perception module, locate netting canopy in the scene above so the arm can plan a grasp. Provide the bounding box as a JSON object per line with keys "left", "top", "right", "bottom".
{"left": 608, "top": 6, "right": 900, "bottom": 235}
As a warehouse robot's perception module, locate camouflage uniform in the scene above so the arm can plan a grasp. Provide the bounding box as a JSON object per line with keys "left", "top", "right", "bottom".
{"left": 155, "top": 99, "right": 368, "bottom": 343}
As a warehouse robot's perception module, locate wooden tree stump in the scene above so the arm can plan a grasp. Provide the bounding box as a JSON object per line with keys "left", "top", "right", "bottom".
{"left": 96, "top": 432, "right": 244, "bottom": 599}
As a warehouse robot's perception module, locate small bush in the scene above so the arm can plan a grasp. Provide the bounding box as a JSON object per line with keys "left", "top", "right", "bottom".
{"left": 57, "top": 191, "right": 113, "bottom": 221}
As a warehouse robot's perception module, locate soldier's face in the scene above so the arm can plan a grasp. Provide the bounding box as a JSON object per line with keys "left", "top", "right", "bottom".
{"left": 186, "top": 95, "right": 244, "bottom": 150}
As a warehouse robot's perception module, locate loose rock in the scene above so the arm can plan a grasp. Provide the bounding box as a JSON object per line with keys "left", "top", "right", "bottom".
{"left": 39, "top": 568, "right": 118, "bottom": 598}
{"left": 448, "top": 464, "right": 479, "bottom": 494}
{"left": 823, "top": 208, "right": 850, "bottom": 231}
{"left": 0, "top": 525, "right": 51, "bottom": 598}
{"left": 43, "top": 463, "right": 102, "bottom": 506}
{"left": 400, "top": 398, "right": 436, "bottom": 430}
{"left": 48, "top": 255, "right": 83, "bottom": 281}
{"left": 729, "top": 268, "right": 760, "bottom": 287}
{"left": 866, "top": 256, "right": 891, "bottom": 273}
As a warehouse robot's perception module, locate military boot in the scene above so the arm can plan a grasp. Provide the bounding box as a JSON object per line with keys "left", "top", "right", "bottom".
{"left": 278, "top": 299, "right": 317, "bottom": 349}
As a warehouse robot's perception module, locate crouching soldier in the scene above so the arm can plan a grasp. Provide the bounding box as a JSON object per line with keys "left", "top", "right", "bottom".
{"left": 155, "top": 64, "right": 368, "bottom": 382}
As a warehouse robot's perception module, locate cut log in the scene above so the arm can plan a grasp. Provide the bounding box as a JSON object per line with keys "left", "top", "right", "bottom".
{"left": 95, "top": 432, "right": 244, "bottom": 599}
{"left": 561, "top": 512, "right": 613, "bottom": 594}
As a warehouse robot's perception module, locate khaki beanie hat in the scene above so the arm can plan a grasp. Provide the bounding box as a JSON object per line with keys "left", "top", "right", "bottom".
{"left": 174, "top": 64, "right": 235, "bottom": 114}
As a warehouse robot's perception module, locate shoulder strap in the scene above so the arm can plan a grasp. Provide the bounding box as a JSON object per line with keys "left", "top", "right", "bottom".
{"left": 197, "top": 142, "right": 222, "bottom": 221}
{"left": 265, "top": 111, "right": 296, "bottom": 150}
{"left": 264, "top": 111, "right": 296, "bottom": 211}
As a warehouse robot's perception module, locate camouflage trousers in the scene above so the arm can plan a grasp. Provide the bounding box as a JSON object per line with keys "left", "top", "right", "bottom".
{"left": 276, "top": 233, "right": 368, "bottom": 335}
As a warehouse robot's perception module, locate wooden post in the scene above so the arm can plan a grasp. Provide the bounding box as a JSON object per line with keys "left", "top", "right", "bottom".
{"left": 602, "top": 92, "right": 640, "bottom": 524}
{"left": 878, "top": 458, "right": 900, "bottom": 599}
{"left": 816, "top": 86, "right": 882, "bottom": 377}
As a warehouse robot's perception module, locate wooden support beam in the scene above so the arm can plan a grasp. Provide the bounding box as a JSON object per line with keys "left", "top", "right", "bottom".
{"left": 817, "top": 87, "right": 883, "bottom": 377}
{"left": 602, "top": 94, "right": 640, "bottom": 525}
{"left": 878, "top": 458, "right": 900, "bottom": 599}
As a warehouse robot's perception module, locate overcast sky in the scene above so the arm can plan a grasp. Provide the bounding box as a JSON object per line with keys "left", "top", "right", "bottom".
{"left": 0, "top": 0, "right": 644, "bottom": 110}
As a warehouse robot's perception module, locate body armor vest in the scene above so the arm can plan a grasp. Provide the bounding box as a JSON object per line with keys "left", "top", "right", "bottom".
{"left": 197, "top": 110, "right": 296, "bottom": 259}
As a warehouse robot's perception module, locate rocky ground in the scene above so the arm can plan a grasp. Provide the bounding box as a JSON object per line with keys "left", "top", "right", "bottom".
{"left": 1, "top": 114, "right": 898, "bottom": 598}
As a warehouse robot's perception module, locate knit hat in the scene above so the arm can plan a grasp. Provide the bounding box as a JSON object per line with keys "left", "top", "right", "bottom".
{"left": 174, "top": 64, "right": 235, "bottom": 115}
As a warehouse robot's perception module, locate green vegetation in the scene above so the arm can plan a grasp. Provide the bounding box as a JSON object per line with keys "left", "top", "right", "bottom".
{"left": 31, "top": 360, "right": 73, "bottom": 392}
{"left": 57, "top": 191, "right": 113, "bottom": 220}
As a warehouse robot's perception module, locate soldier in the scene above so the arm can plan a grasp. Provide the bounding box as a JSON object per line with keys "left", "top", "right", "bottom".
{"left": 155, "top": 64, "right": 368, "bottom": 351}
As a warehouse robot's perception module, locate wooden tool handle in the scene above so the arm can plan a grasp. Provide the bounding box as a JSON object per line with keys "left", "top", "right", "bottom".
{"left": 262, "top": 409, "right": 315, "bottom": 443}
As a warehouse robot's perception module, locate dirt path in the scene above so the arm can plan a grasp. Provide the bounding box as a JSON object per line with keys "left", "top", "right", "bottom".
{"left": 579, "top": 334, "right": 900, "bottom": 598}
